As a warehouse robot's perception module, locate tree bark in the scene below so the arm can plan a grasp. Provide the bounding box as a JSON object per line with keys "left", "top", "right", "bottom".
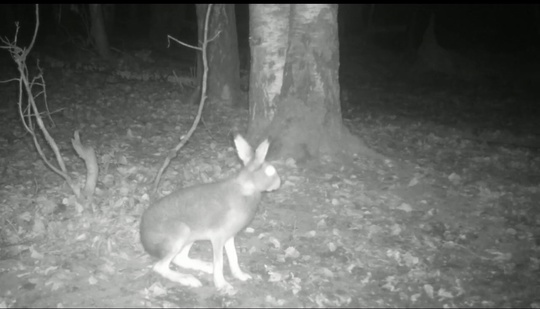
{"left": 534, "top": 4, "right": 540, "bottom": 37}
{"left": 196, "top": 4, "right": 241, "bottom": 107}
{"left": 247, "top": 4, "right": 289, "bottom": 142}
{"left": 248, "top": 4, "right": 378, "bottom": 162}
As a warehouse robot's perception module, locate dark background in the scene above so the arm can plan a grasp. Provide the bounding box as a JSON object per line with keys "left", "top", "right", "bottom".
{"left": 1, "top": 4, "right": 538, "bottom": 55}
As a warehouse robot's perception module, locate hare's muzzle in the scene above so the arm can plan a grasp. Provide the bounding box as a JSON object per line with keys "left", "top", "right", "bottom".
{"left": 265, "top": 165, "right": 281, "bottom": 191}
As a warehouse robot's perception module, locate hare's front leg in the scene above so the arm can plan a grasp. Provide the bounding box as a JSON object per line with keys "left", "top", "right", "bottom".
{"left": 224, "top": 237, "right": 252, "bottom": 281}
{"left": 211, "top": 237, "right": 235, "bottom": 292}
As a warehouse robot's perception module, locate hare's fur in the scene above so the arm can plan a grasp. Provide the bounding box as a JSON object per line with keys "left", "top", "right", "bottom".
{"left": 140, "top": 135, "right": 280, "bottom": 292}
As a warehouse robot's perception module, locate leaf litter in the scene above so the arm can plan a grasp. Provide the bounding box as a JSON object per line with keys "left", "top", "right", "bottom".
{"left": 1, "top": 47, "right": 540, "bottom": 308}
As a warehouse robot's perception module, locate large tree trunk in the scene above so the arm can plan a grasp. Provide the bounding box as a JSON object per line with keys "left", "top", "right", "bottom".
{"left": 196, "top": 4, "right": 241, "bottom": 107}
{"left": 89, "top": 4, "right": 111, "bottom": 60}
{"left": 403, "top": 5, "right": 431, "bottom": 62}
{"left": 416, "top": 13, "right": 457, "bottom": 77}
{"left": 102, "top": 4, "right": 115, "bottom": 36}
{"left": 127, "top": 4, "right": 139, "bottom": 32}
{"left": 248, "top": 4, "right": 377, "bottom": 162}
{"left": 534, "top": 4, "right": 540, "bottom": 37}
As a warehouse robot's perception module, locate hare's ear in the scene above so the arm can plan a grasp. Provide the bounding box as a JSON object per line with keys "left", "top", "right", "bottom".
{"left": 253, "top": 139, "right": 270, "bottom": 165}
{"left": 234, "top": 134, "right": 253, "bottom": 166}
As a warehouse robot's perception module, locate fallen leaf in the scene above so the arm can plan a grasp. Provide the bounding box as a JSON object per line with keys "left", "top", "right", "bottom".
{"left": 305, "top": 230, "right": 316, "bottom": 237}
{"left": 396, "top": 203, "right": 413, "bottom": 212}
{"left": 19, "top": 212, "right": 31, "bottom": 222}
{"left": 44, "top": 266, "right": 58, "bottom": 275}
{"left": 411, "top": 293, "right": 421, "bottom": 302}
{"left": 408, "top": 176, "right": 420, "bottom": 187}
{"left": 76, "top": 234, "right": 87, "bottom": 241}
{"left": 319, "top": 267, "right": 334, "bottom": 278}
{"left": 390, "top": 224, "right": 402, "bottom": 236}
{"left": 424, "top": 284, "right": 434, "bottom": 299}
{"left": 437, "top": 288, "right": 453, "bottom": 299}
{"left": 403, "top": 252, "right": 419, "bottom": 267}
{"left": 45, "top": 277, "right": 65, "bottom": 291}
{"left": 327, "top": 242, "right": 337, "bottom": 252}
{"left": 88, "top": 275, "right": 98, "bottom": 285}
{"left": 29, "top": 246, "right": 44, "bottom": 259}
{"left": 448, "top": 172, "right": 461, "bottom": 185}
{"left": 268, "top": 237, "right": 280, "bottom": 249}
{"left": 284, "top": 246, "right": 300, "bottom": 259}
{"left": 32, "top": 217, "right": 46, "bottom": 236}
{"left": 268, "top": 271, "right": 283, "bottom": 282}
{"left": 382, "top": 276, "right": 397, "bottom": 292}
{"left": 285, "top": 158, "right": 296, "bottom": 167}
{"left": 148, "top": 282, "right": 167, "bottom": 297}
{"left": 39, "top": 198, "right": 57, "bottom": 215}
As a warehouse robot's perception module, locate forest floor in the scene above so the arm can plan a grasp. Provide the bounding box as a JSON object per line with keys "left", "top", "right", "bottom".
{"left": 1, "top": 36, "right": 540, "bottom": 308}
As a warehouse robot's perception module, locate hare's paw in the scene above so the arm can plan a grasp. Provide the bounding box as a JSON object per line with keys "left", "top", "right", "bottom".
{"left": 173, "top": 255, "right": 213, "bottom": 274}
{"left": 175, "top": 274, "right": 203, "bottom": 288}
{"left": 232, "top": 270, "right": 252, "bottom": 281}
{"left": 154, "top": 264, "right": 203, "bottom": 288}
{"left": 190, "top": 260, "right": 213, "bottom": 274}
{"left": 216, "top": 280, "right": 236, "bottom": 295}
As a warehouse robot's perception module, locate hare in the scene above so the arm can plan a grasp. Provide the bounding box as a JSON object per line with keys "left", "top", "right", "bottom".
{"left": 140, "top": 134, "right": 281, "bottom": 292}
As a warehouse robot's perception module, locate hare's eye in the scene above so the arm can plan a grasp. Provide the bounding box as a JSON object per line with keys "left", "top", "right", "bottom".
{"left": 264, "top": 165, "right": 276, "bottom": 176}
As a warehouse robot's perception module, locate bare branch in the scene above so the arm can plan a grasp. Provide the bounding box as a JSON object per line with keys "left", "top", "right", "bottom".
{"left": 26, "top": 4, "right": 39, "bottom": 53}
{"left": 72, "top": 131, "right": 98, "bottom": 200}
{"left": 154, "top": 4, "right": 217, "bottom": 192}
{"left": 0, "top": 4, "right": 92, "bottom": 200}
{"left": 208, "top": 30, "right": 222, "bottom": 42}
{"left": 167, "top": 35, "right": 201, "bottom": 51}
{"left": 0, "top": 78, "right": 19, "bottom": 84}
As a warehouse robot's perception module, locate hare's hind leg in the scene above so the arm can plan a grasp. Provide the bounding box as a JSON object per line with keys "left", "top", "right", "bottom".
{"left": 172, "top": 242, "right": 214, "bottom": 274}
{"left": 153, "top": 226, "right": 202, "bottom": 288}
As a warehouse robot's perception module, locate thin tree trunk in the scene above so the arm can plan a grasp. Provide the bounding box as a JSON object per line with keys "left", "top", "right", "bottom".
{"left": 196, "top": 4, "right": 241, "bottom": 107}
{"left": 89, "top": 4, "right": 111, "bottom": 59}
{"left": 102, "top": 4, "right": 115, "bottom": 36}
